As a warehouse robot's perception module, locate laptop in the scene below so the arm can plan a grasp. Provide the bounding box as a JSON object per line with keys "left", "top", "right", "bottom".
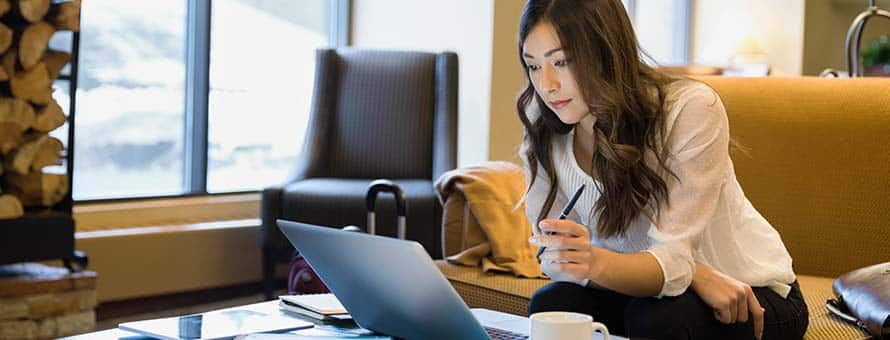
{"left": 278, "top": 220, "right": 619, "bottom": 340}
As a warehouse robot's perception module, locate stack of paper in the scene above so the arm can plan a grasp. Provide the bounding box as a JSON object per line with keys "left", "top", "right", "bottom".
{"left": 278, "top": 294, "right": 350, "bottom": 321}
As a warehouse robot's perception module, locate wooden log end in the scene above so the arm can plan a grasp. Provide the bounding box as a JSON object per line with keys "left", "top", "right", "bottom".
{"left": 18, "top": 0, "right": 51, "bottom": 23}
{"left": 6, "top": 133, "right": 62, "bottom": 175}
{"left": 41, "top": 49, "right": 69, "bottom": 79}
{"left": 0, "top": 121, "right": 24, "bottom": 154}
{"left": 33, "top": 100, "right": 65, "bottom": 132}
{"left": 0, "top": 0, "right": 11, "bottom": 18}
{"left": 0, "top": 23, "right": 13, "bottom": 55}
{"left": 1, "top": 47, "right": 18, "bottom": 77}
{"left": 47, "top": 0, "right": 78, "bottom": 31}
{"left": 3, "top": 171, "right": 68, "bottom": 207}
{"left": 29, "top": 134, "right": 62, "bottom": 172}
{"left": 0, "top": 95, "right": 36, "bottom": 154}
{"left": 0, "top": 96, "right": 37, "bottom": 133}
{"left": 10, "top": 62, "right": 52, "bottom": 105}
{"left": 0, "top": 194, "right": 25, "bottom": 219}
{"left": 19, "top": 21, "right": 55, "bottom": 70}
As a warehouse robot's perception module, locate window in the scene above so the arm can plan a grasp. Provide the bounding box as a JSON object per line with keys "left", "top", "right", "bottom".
{"left": 74, "top": 0, "right": 187, "bottom": 200}
{"left": 207, "top": 1, "right": 332, "bottom": 192}
{"left": 71, "top": 0, "right": 347, "bottom": 200}
{"left": 624, "top": 0, "right": 692, "bottom": 65}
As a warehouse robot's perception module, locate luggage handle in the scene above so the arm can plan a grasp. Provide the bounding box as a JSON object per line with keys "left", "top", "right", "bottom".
{"left": 826, "top": 297, "right": 870, "bottom": 331}
{"left": 365, "top": 179, "right": 407, "bottom": 239}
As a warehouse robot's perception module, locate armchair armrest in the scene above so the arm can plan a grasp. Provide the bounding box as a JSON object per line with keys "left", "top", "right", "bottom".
{"left": 260, "top": 187, "right": 288, "bottom": 253}
{"left": 432, "top": 52, "right": 458, "bottom": 181}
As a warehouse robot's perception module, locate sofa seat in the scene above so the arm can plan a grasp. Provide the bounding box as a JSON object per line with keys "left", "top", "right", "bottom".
{"left": 435, "top": 261, "right": 870, "bottom": 340}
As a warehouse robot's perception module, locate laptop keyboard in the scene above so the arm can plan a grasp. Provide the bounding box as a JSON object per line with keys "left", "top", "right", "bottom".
{"left": 484, "top": 326, "right": 529, "bottom": 340}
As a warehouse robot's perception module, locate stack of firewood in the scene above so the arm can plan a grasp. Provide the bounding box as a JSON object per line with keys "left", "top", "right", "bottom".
{"left": 0, "top": 0, "right": 79, "bottom": 220}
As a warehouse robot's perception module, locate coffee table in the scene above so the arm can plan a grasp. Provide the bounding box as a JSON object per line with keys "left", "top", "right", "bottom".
{"left": 61, "top": 301, "right": 625, "bottom": 339}
{"left": 59, "top": 300, "right": 392, "bottom": 340}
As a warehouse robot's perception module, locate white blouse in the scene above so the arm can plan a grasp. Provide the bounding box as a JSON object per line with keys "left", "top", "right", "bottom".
{"left": 523, "top": 80, "right": 797, "bottom": 298}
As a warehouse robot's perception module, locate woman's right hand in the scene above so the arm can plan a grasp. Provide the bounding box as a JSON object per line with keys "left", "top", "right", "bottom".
{"left": 691, "top": 263, "right": 765, "bottom": 340}
{"left": 532, "top": 219, "right": 600, "bottom": 286}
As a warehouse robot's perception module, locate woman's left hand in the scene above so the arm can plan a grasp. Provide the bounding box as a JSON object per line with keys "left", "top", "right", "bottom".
{"left": 692, "top": 263, "right": 765, "bottom": 340}
{"left": 530, "top": 219, "right": 605, "bottom": 283}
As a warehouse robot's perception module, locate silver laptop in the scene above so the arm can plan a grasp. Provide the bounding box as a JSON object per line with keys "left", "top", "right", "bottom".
{"left": 277, "top": 219, "right": 530, "bottom": 340}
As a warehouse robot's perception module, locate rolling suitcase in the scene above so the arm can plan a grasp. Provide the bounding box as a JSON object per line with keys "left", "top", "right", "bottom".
{"left": 287, "top": 179, "right": 408, "bottom": 295}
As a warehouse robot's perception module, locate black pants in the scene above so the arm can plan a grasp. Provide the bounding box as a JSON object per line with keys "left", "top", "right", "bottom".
{"left": 528, "top": 281, "right": 808, "bottom": 340}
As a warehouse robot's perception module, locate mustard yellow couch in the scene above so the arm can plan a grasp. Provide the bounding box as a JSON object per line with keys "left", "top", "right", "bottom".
{"left": 435, "top": 76, "right": 890, "bottom": 340}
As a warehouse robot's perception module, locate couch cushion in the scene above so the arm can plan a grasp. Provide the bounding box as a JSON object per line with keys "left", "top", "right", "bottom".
{"left": 436, "top": 261, "right": 871, "bottom": 339}
{"left": 796, "top": 275, "right": 870, "bottom": 340}
{"left": 436, "top": 260, "right": 549, "bottom": 317}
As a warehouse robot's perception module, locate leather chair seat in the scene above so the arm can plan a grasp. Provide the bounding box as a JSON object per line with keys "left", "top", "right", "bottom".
{"left": 280, "top": 178, "right": 438, "bottom": 250}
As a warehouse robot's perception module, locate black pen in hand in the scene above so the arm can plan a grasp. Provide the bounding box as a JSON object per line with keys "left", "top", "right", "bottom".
{"left": 535, "top": 184, "right": 586, "bottom": 262}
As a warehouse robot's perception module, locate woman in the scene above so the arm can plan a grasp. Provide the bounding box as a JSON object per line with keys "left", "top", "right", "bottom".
{"left": 518, "top": 1, "right": 808, "bottom": 339}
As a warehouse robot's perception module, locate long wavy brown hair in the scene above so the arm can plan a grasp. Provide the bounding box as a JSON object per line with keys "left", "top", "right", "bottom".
{"left": 517, "top": 0, "right": 678, "bottom": 239}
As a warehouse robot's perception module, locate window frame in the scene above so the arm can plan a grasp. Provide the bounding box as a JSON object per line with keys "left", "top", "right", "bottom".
{"left": 70, "top": 0, "right": 351, "bottom": 203}
{"left": 53, "top": 32, "right": 79, "bottom": 212}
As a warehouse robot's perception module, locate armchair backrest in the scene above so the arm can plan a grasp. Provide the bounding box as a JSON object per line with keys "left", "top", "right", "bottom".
{"left": 301, "top": 48, "right": 458, "bottom": 180}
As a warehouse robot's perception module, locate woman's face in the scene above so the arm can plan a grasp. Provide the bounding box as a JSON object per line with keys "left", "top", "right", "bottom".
{"left": 522, "top": 21, "right": 590, "bottom": 125}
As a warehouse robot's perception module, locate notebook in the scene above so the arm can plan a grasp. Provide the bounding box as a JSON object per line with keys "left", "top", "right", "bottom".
{"left": 278, "top": 294, "right": 347, "bottom": 315}
{"left": 278, "top": 300, "right": 351, "bottom": 321}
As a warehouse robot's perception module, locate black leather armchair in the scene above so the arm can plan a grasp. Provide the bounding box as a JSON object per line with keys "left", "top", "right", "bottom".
{"left": 260, "top": 48, "right": 458, "bottom": 299}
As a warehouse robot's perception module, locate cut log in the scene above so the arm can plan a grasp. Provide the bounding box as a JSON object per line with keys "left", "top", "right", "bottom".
{"left": 46, "top": 0, "right": 78, "bottom": 31}
{"left": 0, "top": 97, "right": 36, "bottom": 154}
{"left": 4, "top": 171, "right": 68, "bottom": 207}
{"left": 17, "top": 0, "right": 50, "bottom": 23}
{"left": 0, "top": 121, "right": 24, "bottom": 154}
{"left": 0, "top": 96, "right": 37, "bottom": 128}
{"left": 0, "top": 47, "right": 15, "bottom": 82}
{"left": 5, "top": 133, "right": 62, "bottom": 174}
{"left": 0, "top": 194, "right": 24, "bottom": 219}
{"left": 1, "top": 47, "right": 17, "bottom": 79}
{"left": 18, "top": 21, "right": 54, "bottom": 70}
{"left": 0, "top": 0, "right": 11, "bottom": 17}
{"left": 28, "top": 136, "right": 62, "bottom": 171}
{"left": 10, "top": 62, "right": 52, "bottom": 105}
{"left": 41, "top": 49, "right": 69, "bottom": 78}
{"left": 33, "top": 100, "right": 64, "bottom": 132}
{"left": 0, "top": 22, "right": 13, "bottom": 55}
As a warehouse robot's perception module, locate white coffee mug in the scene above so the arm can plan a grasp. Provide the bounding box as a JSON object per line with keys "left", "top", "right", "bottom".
{"left": 530, "top": 311, "right": 610, "bottom": 340}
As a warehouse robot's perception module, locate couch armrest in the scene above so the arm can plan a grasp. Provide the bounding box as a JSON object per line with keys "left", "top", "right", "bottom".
{"left": 441, "top": 192, "right": 485, "bottom": 258}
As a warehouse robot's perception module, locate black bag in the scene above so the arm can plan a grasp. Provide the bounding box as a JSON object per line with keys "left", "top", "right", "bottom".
{"left": 826, "top": 262, "right": 890, "bottom": 338}
{"left": 287, "top": 251, "right": 329, "bottom": 295}
{"left": 286, "top": 179, "right": 407, "bottom": 295}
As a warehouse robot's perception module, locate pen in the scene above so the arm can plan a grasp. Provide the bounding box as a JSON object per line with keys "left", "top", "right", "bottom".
{"left": 535, "top": 184, "right": 586, "bottom": 261}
